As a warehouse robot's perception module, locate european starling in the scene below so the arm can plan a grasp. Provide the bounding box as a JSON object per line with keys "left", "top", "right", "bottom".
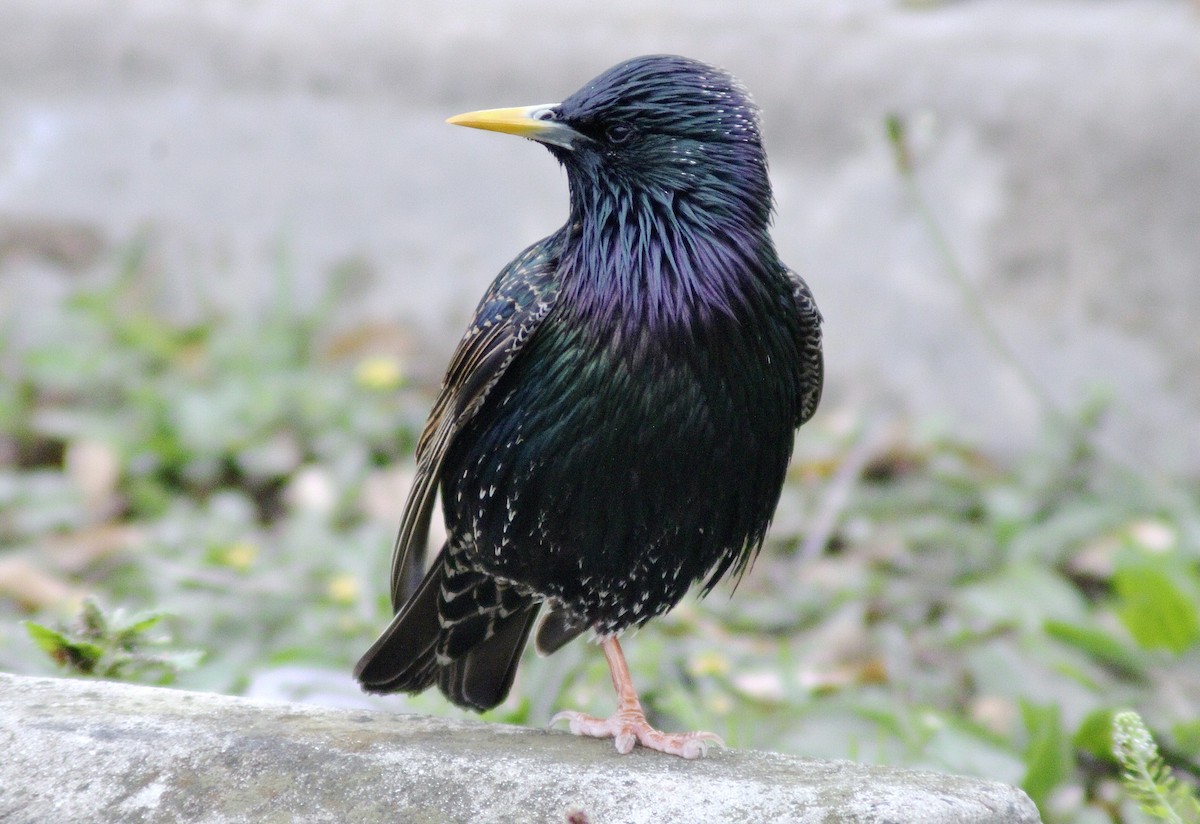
{"left": 355, "top": 54, "right": 823, "bottom": 759}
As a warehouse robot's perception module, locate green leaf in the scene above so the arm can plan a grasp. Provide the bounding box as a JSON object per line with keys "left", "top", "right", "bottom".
{"left": 112, "top": 609, "right": 167, "bottom": 644}
{"left": 1044, "top": 619, "right": 1146, "bottom": 679}
{"left": 1174, "top": 719, "right": 1200, "bottom": 760}
{"left": 80, "top": 597, "right": 108, "bottom": 636}
{"left": 24, "top": 621, "right": 105, "bottom": 672}
{"left": 1114, "top": 556, "right": 1200, "bottom": 654}
{"left": 24, "top": 621, "right": 73, "bottom": 655}
{"left": 1072, "top": 708, "right": 1117, "bottom": 762}
{"left": 1020, "top": 700, "right": 1072, "bottom": 811}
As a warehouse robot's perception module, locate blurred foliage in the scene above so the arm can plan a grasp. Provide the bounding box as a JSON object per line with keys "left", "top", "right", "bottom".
{"left": 25, "top": 596, "right": 200, "bottom": 684}
{"left": 1113, "top": 711, "right": 1200, "bottom": 824}
{"left": 1, "top": 249, "right": 1198, "bottom": 824}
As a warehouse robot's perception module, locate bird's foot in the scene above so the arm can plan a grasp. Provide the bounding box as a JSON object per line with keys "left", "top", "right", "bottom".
{"left": 550, "top": 708, "right": 724, "bottom": 759}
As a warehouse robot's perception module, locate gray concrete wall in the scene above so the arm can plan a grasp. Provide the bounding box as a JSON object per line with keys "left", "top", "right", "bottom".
{"left": 2, "top": 1, "right": 1198, "bottom": 470}
{"left": 0, "top": 673, "right": 1041, "bottom": 823}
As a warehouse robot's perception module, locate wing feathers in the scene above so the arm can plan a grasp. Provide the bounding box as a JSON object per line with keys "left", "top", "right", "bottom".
{"left": 385, "top": 237, "right": 563, "bottom": 617}
{"left": 786, "top": 268, "right": 824, "bottom": 427}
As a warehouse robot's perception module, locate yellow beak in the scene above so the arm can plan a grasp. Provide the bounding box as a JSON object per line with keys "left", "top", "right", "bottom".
{"left": 446, "top": 104, "right": 581, "bottom": 150}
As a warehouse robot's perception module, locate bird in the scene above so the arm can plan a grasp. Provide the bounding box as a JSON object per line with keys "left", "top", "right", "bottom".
{"left": 355, "top": 54, "right": 823, "bottom": 759}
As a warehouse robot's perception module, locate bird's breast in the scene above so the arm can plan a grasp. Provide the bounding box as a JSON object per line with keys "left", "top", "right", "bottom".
{"left": 441, "top": 274, "right": 801, "bottom": 632}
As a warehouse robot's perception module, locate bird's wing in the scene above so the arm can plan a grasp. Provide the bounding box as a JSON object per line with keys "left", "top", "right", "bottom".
{"left": 389, "top": 241, "right": 562, "bottom": 609}
{"left": 786, "top": 268, "right": 825, "bottom": 427}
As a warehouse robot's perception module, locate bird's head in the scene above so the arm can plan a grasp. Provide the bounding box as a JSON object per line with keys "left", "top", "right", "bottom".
{"left": 448, "top": 55, "right": 773, "bottom": 231}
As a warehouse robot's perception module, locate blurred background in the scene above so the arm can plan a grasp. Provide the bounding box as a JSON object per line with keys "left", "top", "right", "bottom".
{"left": 1, "top": 1, "right": 1198, "bottom": 821}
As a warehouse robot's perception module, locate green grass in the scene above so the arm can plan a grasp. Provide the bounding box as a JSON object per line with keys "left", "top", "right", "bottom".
{"left": 1, "top": 244, "right": 1197, "bottom": 824}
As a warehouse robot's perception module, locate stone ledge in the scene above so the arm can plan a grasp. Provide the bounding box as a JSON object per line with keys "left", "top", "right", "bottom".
{"left": 0, "top": 673, "right": 1039, "bottom": 823}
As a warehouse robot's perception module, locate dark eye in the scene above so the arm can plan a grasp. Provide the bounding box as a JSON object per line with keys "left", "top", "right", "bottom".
{"left": 605, "top": 123, "right": 635, "bottom": 144}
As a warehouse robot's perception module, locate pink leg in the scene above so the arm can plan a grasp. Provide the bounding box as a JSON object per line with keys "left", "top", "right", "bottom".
{"left": 550, "top": 636, "right": 724, "bottom": 759}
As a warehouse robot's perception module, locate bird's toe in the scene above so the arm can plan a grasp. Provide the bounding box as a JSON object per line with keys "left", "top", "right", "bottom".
{"left": 638, "top": 728, "right": 725, "bottom": 760}
{"left": 550, "top": 708, "right": 723, "bottom": 759}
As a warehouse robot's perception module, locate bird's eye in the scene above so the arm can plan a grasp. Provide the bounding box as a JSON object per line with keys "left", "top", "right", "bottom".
{"left": 605, "top": 123, "right": 635, "bottom": 144}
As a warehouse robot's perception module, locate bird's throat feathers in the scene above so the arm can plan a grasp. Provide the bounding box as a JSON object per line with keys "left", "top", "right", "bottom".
{"left": 560, "top": 176, "right": 775, "bottom": 334}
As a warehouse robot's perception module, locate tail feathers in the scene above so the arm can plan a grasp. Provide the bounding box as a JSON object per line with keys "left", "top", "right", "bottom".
{"left": 354, "top": 555, "right": 442, "bottom": 694}
{"left": 438, "top": 605, "right": 539, "bottom": 711}
{"left": 355, "top": 544, "right": 541, "bottom": 711}
{"left": 534, "top": 606, "right": 588, "bottom": 655}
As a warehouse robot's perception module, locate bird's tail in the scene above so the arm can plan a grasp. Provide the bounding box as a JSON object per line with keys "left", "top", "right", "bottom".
{"left": 354, "top": 548, "right": 443, "bottom": 694}
{"left": 354, "top": 543, "right": 540, "bottom": 711}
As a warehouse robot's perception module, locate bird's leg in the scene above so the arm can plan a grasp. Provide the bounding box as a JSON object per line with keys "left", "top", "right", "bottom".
{"left": 550, "top": 636, "right": 724, "bottom": 759}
